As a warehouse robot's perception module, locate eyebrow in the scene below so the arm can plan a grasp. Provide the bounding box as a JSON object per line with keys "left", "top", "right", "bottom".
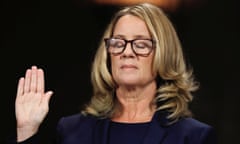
{"left": 112, "top": 34, "right": 152, "bottom": 39}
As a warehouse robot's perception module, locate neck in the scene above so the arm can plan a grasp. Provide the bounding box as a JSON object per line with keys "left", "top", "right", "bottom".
{"left": 112, "top": 81, "right": 157, "bottom": 123}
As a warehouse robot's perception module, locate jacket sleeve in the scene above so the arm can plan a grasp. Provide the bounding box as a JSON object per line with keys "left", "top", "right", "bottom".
{"left": 5, "top": 133, "right": 40, "bottom": 144}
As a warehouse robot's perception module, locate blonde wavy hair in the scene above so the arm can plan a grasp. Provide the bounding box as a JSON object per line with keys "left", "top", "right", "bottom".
{"left": 82, "top": 3, "right": 199, "bottom": 122}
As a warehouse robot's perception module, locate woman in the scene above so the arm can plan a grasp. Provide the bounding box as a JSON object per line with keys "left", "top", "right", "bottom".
{"left": 12, "top": 2, "right": 217, "bottom": 144}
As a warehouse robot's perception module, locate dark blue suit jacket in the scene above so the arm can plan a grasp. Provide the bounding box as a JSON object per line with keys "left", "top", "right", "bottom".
{"left": 7, "top": 111, "right": 217, "bottom": 144}
{"left": 54, "top": 111, "right": 217, "bottom": 144}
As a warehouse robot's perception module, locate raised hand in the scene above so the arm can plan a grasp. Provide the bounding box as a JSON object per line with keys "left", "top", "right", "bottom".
{"left": 15, "top": 66, "right": 53, "bottom": 142}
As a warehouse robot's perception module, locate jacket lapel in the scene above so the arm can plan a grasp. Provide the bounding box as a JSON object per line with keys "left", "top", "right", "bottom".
{"left": 142, "top": 111, "right": 168, "bottom": 144}
{"left": 93, "top": 118, "right": 110, "bottom": 144}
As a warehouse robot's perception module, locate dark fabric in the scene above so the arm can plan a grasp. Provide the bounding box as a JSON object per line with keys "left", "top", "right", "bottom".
{"left": 108, "top": 121, "right": 150, "bottom": 144}
{"left": 6, "top": 132, "right": 39, "bottom": 144}
{"left": 7, "top": 111, "right": 218, "bottom": 144}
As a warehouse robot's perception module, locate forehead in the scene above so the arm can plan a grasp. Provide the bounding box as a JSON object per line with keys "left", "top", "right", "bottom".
{"left": 113, "top": 15, "right": 151, "bottom": 37}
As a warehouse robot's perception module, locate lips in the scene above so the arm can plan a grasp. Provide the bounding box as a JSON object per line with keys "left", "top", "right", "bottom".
{"left": 120, "top": 64, "right": 138, "bottom": 69}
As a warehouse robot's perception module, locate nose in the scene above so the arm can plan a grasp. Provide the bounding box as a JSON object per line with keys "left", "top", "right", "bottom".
{"left": 122, "top": 42, "right": 135, "bottom": 56}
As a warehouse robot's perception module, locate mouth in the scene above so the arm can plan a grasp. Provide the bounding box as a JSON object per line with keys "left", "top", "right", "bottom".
{"left": 120, "top": 64, "right": 138, "bottom": 69}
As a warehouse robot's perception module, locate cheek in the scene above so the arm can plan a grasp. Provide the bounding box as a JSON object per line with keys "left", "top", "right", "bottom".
{"left": 110, "top": 57, "right": 118, "bottom": 74}
{"left": 141, "top": 58, "right": 156, "bottom": 80}
{"left": 141, "top": 62, "right": 152, "bottom": 76}
{"left": 143, "top": 57, "right": 153, "bottom": 72}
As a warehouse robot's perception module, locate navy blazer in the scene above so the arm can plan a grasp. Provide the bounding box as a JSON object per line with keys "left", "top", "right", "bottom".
{"left": 54, "top": 111, "right": 217, "bottom": 144}
{"left": 8, "top": 111, "right": 217, "bottom": 144}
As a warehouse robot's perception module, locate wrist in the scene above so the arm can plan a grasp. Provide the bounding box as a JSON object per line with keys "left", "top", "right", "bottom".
{"left": 17, "top": 125, "right": 39, "bottom": 142}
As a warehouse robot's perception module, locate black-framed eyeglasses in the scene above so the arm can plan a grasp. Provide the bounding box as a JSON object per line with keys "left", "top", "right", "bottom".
{"left": 104, "top": 38, "right": 155, "bottom": 56}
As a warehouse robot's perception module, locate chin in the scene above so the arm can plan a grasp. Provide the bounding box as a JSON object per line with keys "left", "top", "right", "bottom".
{"left": 118, "top": 80, "right": 140, "bottom": 86}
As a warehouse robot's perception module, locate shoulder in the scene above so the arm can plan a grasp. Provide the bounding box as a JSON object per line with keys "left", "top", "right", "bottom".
{"left": 169, "top": 117, "right": 215, "bottom": 135}
{"left": 166, "top": 117, "right": 217, "bottom": 144}
{"left": 56, "top": 113, "right": 102, "bottom": 143}
{"left": 176, "top": 117, "right": 213, "bottom": 130}
{"left": 58, "top": 113, "right": 96, "bottom": 123}
{"left": 57, "top": 113, "right": 99, "bottom": 130}
{"left": 56, "top": 113, "right": 101, "bottom": 135}
{"left": 157, "top": 111, "right": 213, "bottom": 131}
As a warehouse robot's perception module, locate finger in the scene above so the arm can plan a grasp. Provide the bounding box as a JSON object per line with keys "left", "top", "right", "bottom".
{"left": 30, "top": 66, "right": 37, "bottom": 92}
{"left": 24, "top": 69, "right": 31, "bottom": 93}
{"left": 37, "top": 69, "right": 44, "bottom": 93}
{"left": 16, "top": 78, "right": 25, "bottom": 102}
{"left": 42, "top": 91, "right": 54, "bottom": 107}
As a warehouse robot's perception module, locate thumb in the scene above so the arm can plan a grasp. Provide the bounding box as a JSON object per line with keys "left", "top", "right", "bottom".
{"left": 43, "top": 91, "right": 54, "bottom": 104}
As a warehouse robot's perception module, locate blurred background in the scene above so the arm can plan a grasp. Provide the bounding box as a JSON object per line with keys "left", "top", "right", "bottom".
{"left": 1, "top": 0, "right": 237, "bottom": 143}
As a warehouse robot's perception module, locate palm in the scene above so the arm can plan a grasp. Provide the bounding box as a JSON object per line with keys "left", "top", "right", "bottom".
{"left": 15, "top": 66, "right": 53, "bottom": 129}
